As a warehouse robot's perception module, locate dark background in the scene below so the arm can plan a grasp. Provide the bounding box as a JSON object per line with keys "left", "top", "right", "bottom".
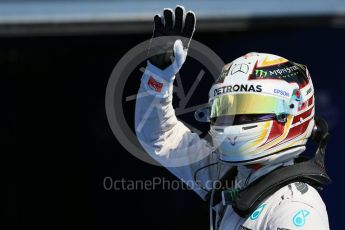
{"left": 5, "top": 25, "right": 344, "bottom": 229}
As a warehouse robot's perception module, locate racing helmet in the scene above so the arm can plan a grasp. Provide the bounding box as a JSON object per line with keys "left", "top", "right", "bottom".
{"left": 208, "top": 52, "right": 315, "bottom": 165}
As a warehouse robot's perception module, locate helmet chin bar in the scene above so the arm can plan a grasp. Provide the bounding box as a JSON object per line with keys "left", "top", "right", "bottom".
{"left": 217, "top": 116, "right": 329, "bottom": 167}
{"left": 217, "top": 146, "right": 306, "bottom": 166}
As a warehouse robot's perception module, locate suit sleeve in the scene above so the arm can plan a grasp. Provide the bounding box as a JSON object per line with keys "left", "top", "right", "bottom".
{"left": 135, "top": 64, "right": 231, "bottom": 199}
{"left": 267, "top": 201, "right": 329, "bottom": 230}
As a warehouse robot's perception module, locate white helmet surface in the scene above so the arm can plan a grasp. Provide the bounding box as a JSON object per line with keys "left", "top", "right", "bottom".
{"left": 209, "top": 52, "right": 315, "bottom": 165}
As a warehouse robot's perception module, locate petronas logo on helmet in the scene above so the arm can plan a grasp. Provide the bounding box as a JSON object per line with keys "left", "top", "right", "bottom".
{"left": 214, "top": 84, "right": 262, "bottom": 96}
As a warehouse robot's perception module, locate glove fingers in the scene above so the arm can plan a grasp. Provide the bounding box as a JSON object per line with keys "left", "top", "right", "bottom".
{"left": 163, "top": 8, "right": 174, "bottom": 33}
{"left": 182, "top": 11, "right": 196, "bottom": 38}
{"left": 174, "top": 5, "right": 184, "bottom": 33}
{"left": 153, "top": 14, "right": 164, "bottom": 36}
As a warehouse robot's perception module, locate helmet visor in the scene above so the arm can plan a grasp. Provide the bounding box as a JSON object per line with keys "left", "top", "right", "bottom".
{"left": 210, "top": 93, "right": 289, "bottom": 118}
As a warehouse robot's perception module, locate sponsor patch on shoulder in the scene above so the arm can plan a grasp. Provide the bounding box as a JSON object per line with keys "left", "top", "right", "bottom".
{"left": 292, "top": 209, "right": 310, "bottom": 227}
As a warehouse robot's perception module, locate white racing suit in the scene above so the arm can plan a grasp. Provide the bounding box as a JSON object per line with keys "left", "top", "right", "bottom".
{"left": 135, "top": 66, "right": 330, "bottom": 230}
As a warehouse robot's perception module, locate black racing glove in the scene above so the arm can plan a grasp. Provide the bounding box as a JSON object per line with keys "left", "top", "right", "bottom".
{"left": 148, "top": 6, "right": 196, "bottom": 71}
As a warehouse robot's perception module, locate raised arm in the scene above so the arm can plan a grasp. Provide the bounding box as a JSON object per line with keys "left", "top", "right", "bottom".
{"left": 135, "top": 6, "right": 227, "bottom": 198}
